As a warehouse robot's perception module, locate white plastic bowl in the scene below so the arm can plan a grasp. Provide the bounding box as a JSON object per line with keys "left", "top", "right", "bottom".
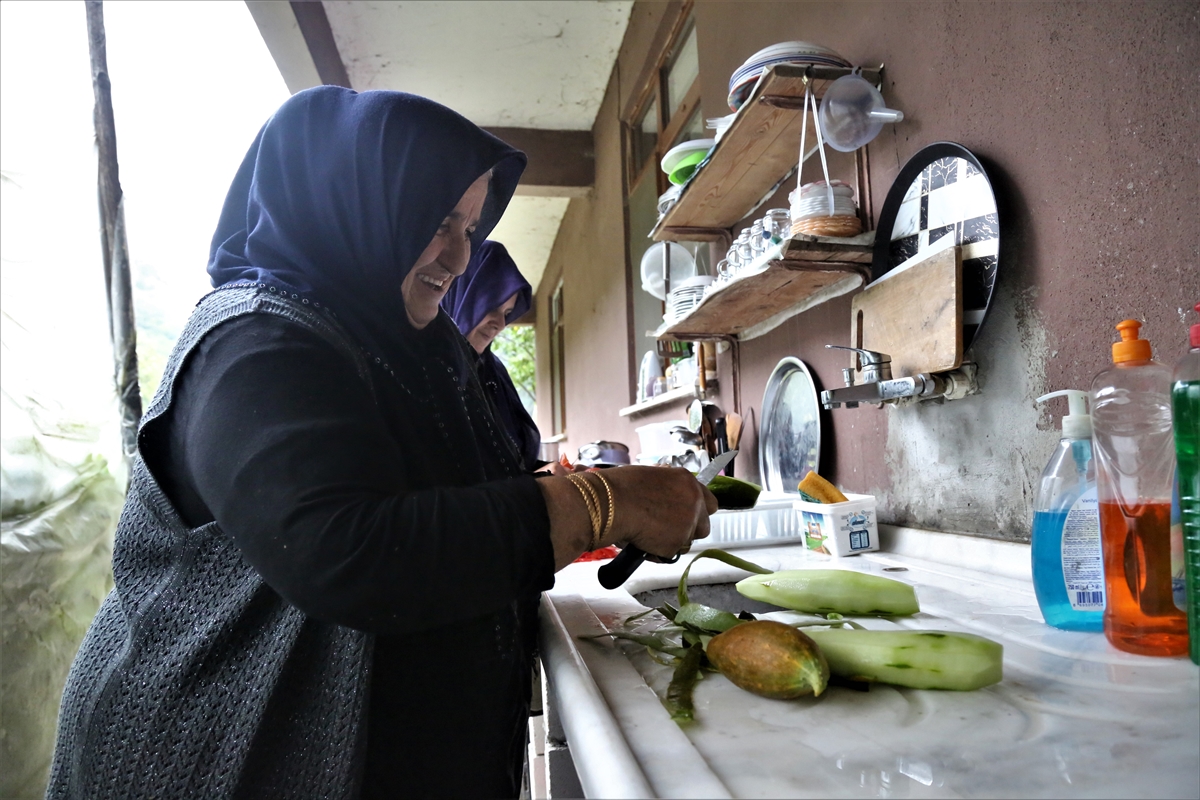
{"left": 660, "top": 139, "right": 715, "bottom": 176}
{"left": 640, "top": 242, "right": 695, "bottom": 301}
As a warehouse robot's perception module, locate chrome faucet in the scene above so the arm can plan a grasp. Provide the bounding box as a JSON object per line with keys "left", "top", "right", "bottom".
{"left": 820, "top": 345, "right": 978, "bottom": 409}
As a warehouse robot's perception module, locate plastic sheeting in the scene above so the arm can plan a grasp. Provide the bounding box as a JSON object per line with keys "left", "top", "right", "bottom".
{"left": 1, "top": 388, "right": 124, "bottom": 800}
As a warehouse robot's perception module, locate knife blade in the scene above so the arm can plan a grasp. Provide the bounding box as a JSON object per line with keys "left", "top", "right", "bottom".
{"left": 596, "top": 449, "right": 737, "bottom": 590}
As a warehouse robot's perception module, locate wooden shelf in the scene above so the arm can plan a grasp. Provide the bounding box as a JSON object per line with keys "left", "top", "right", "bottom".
{"left": 617, "top": 385, "right": 695, "bottom": 417}
{"left": 656, "top": 233, "right": 874, "bottom": 342}
{"left": 652, "top": 63, "right": 881, "bottom": 242}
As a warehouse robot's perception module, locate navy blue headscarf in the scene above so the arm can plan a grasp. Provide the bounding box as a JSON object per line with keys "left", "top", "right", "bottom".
{"left": 442, "top": 241, "right": 541, "bottom": 467}
{"left": 207, "top": 86, "right": 526, "bottom": 370}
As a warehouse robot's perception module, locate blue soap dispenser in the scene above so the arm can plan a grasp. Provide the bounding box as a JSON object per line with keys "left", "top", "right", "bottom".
{"left": 1032, "top": 390, "right": 1105, "bottom": 631}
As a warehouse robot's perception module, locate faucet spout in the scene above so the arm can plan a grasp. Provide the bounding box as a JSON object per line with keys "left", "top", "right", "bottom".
{"left": 820, "top": 363, "right": 978, "bottom": 409}
{"left": 825, "top": 344, "right": 893, "bottom": 383}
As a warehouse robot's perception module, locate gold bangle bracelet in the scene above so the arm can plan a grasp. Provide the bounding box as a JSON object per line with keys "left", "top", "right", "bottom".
{"left": 592, "top": 471, "right": 616, "bottom": 544}
{"left": 566, "top": 474, "right": 602, "bottom": 548}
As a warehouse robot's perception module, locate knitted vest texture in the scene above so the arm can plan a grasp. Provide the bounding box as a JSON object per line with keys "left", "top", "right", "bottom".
{"left": 47, "top": 287, "right": 374, "bottom": 800}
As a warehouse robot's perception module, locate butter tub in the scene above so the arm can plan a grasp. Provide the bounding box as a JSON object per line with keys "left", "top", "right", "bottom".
{"left": 792, "top": 493, "right": 879, "bottom": 557}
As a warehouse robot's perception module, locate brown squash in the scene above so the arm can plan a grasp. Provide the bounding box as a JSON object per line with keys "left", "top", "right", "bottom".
{"left": 706, "top": 620, "right": 830, "bottom": 699}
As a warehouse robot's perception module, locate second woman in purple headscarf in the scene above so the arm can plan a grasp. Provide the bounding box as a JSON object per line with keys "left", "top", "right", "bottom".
{"left": 443, "top": 240, "right": 542, "bottom": 468}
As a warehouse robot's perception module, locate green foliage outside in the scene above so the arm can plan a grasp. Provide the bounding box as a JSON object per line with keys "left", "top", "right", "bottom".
{"left": 491, "top": 324, "right": 536, "bottom": 416}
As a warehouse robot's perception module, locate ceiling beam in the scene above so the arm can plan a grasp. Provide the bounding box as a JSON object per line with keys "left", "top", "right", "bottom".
{"left": 289, "top": 1, "right": 352, "bottom": 89}
{"left": 246, "top": 4, "right": 593, "bottom": 198}
{"left": 486, "top": 128, "right": 594, "bottom": 197}
{"left": 244, "top": 1, "right": 321, "bottom": 93}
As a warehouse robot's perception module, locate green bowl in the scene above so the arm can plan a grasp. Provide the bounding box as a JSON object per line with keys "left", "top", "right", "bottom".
{"left": 668, "top": 151, "right": 707, "bottom": 185}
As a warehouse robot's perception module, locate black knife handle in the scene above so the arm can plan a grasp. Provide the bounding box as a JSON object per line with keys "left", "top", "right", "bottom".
{"left": 597, "top": 545, "right": 680, "bottom": 589}
{"left": 597, "top": 545, "right": 645, "bottom": 589}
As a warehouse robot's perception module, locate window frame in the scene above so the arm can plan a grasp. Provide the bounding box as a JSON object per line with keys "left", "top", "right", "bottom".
{"left": 549, "top": 278, "right": 567, "bottom": 436}
{"left": 623, "top": 11, "right": 700, "bottom": 195}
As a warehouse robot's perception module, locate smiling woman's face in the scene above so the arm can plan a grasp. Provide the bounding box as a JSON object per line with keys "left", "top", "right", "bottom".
{"left": 467, "top": 292, "right": 519, "bottom": 354}
{"left": 401, "top": 172, "right": 490, "bottom": 329}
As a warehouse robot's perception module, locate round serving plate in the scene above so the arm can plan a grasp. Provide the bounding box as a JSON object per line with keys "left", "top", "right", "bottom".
{"left": 758, "top": 357, "right": 821, "bottom": 494}
{"left": 871, "top": 142, "right": 1000, "bottom": 352}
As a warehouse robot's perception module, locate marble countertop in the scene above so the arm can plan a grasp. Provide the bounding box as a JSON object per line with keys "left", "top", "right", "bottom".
{"left": 539, "top": 524, "right": 1200, "bottom": 799}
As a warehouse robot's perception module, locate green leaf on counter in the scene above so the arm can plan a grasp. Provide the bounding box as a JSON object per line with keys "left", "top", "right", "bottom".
{"left": 665, "top": 643, "right": 704, "bottom": 724}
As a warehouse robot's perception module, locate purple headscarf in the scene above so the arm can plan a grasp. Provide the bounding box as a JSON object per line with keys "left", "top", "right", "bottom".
{"left": 441, "top": 241, "right": 541, "bottom": 467}
{"left": 441, "top": 240, "right": 532, "bottom": 337}
{"left": 206, "top": 86, "right": 526, "bottom": 370}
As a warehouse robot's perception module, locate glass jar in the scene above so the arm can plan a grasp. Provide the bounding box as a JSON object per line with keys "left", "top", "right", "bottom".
{"left": 763, "top": 208, "right": 791, "bottom": 244}
{"left": 735, "top": 230, "right": 754, "bottom": 266}
{"left": 749, "top": 220, "right": 766, "bottom": 258}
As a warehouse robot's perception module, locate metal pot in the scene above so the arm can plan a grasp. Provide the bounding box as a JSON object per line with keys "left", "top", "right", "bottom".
{"left": 577, "top": 441, "right": 631, "bottom": 467}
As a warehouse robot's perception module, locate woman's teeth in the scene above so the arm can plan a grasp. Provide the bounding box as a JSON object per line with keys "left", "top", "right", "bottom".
{"left": 420, "top": 274, "right": 447, "bottom": 290}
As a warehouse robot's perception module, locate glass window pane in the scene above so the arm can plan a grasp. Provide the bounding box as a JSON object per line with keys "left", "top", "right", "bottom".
{"left": 627, "top": 158, "right": 665, "bottom": 387}
{"left": 671, "top": 106, "right": 705, "bottom": 147}
{"left": 633, "top": 97, "right": 658, "bottom": 172}
{"left": 666, "top": 26, "right": 699, "bottom": 118}
{"left": 639, "top": 97, "right": 658, "bottom": 137}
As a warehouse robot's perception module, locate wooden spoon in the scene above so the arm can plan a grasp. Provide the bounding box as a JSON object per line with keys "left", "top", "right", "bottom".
{"left": 726, "top": 412, "right": 743, "bottom": 451}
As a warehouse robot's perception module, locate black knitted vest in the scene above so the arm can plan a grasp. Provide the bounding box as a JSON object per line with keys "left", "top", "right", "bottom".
{"left": 47, "top": 287, "right": 373, "bottom": 800}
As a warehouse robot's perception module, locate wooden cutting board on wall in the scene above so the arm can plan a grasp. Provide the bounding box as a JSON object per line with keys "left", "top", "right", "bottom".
{"left": 850, "top": 246, "right": 963, "bottom": 378}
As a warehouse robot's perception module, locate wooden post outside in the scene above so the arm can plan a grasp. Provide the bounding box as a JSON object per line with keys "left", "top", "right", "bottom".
{"left": 85, "top": 0, "right": 141, "bottom": 465}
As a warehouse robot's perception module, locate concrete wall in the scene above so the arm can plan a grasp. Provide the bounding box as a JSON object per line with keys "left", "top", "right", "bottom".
{"left": 535, "top": 0, "right": 1199, "bottom": 542}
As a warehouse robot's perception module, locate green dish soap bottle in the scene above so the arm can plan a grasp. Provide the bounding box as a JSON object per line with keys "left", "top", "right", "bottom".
{"left": 1032, "top": 390, "right": 1104, "bottom": 630}
{"left": 1172, "top": 302, "right": 1200, "bottom": 664}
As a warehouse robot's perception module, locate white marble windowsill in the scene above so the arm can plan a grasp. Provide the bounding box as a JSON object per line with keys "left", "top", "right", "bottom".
{"left": 539, "top": 524, "right": 1200, "bottom": 799}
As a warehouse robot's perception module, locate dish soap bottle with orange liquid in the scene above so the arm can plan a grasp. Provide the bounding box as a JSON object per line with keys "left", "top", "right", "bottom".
{"left": 1090, "top": 319, "right": 1188, "bottom": 656}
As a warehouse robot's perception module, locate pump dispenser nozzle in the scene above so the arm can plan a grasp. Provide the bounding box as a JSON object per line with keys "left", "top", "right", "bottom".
{"left": 1037, "top": 390, "right": 1093, "bottom": 439}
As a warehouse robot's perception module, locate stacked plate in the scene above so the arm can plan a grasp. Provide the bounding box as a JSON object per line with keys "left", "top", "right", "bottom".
{"left": 727, "top": 41, "right": 850, "bottom": 111}
{"left": 789, "top": 180, "right": 862, "bottom": 237}
{"left": 657, "top": 184, "right": 682, "bottom": 217}
{"left": 666, "top": 276, "right": 714, "bottom": 323}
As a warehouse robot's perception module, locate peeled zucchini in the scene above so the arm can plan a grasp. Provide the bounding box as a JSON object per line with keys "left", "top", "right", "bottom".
{"left": 736, "top": 569, "right": 919, "bottom": 616}
{"left": 707, "top": 474, "right": 762, "bottom": 510}
{"left": 805, "top": 628, "right": 1003, "bottom": 690}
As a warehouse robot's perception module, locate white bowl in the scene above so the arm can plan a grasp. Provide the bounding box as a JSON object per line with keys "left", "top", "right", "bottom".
{"left": 660, "top": 139, "right": 716, "bottom": 175}
{"left": 640, "top": 242, "right": 695, "bottom": 301}
{"left": 635, "top": 420, "right": 691, "bottom": 457}
{"left": 792, "top": 180, "right": 856, "bottom": 200}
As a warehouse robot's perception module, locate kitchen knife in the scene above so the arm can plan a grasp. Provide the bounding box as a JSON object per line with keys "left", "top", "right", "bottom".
{"left": 596, "top": 449, "right": 738, "bottom": 590}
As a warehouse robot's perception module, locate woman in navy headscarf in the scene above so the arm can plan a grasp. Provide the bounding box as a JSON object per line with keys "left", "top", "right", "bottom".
{"left": 442, "top": 240, "right": 542, "bottom": 468}
{"left": 48, "top": 87, "right": 715, "bottom": 799}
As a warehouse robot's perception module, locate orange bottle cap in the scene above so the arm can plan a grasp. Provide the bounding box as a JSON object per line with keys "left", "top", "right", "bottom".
{"left": 1112, "top": 319, "right": 1152, "bottom": 363}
